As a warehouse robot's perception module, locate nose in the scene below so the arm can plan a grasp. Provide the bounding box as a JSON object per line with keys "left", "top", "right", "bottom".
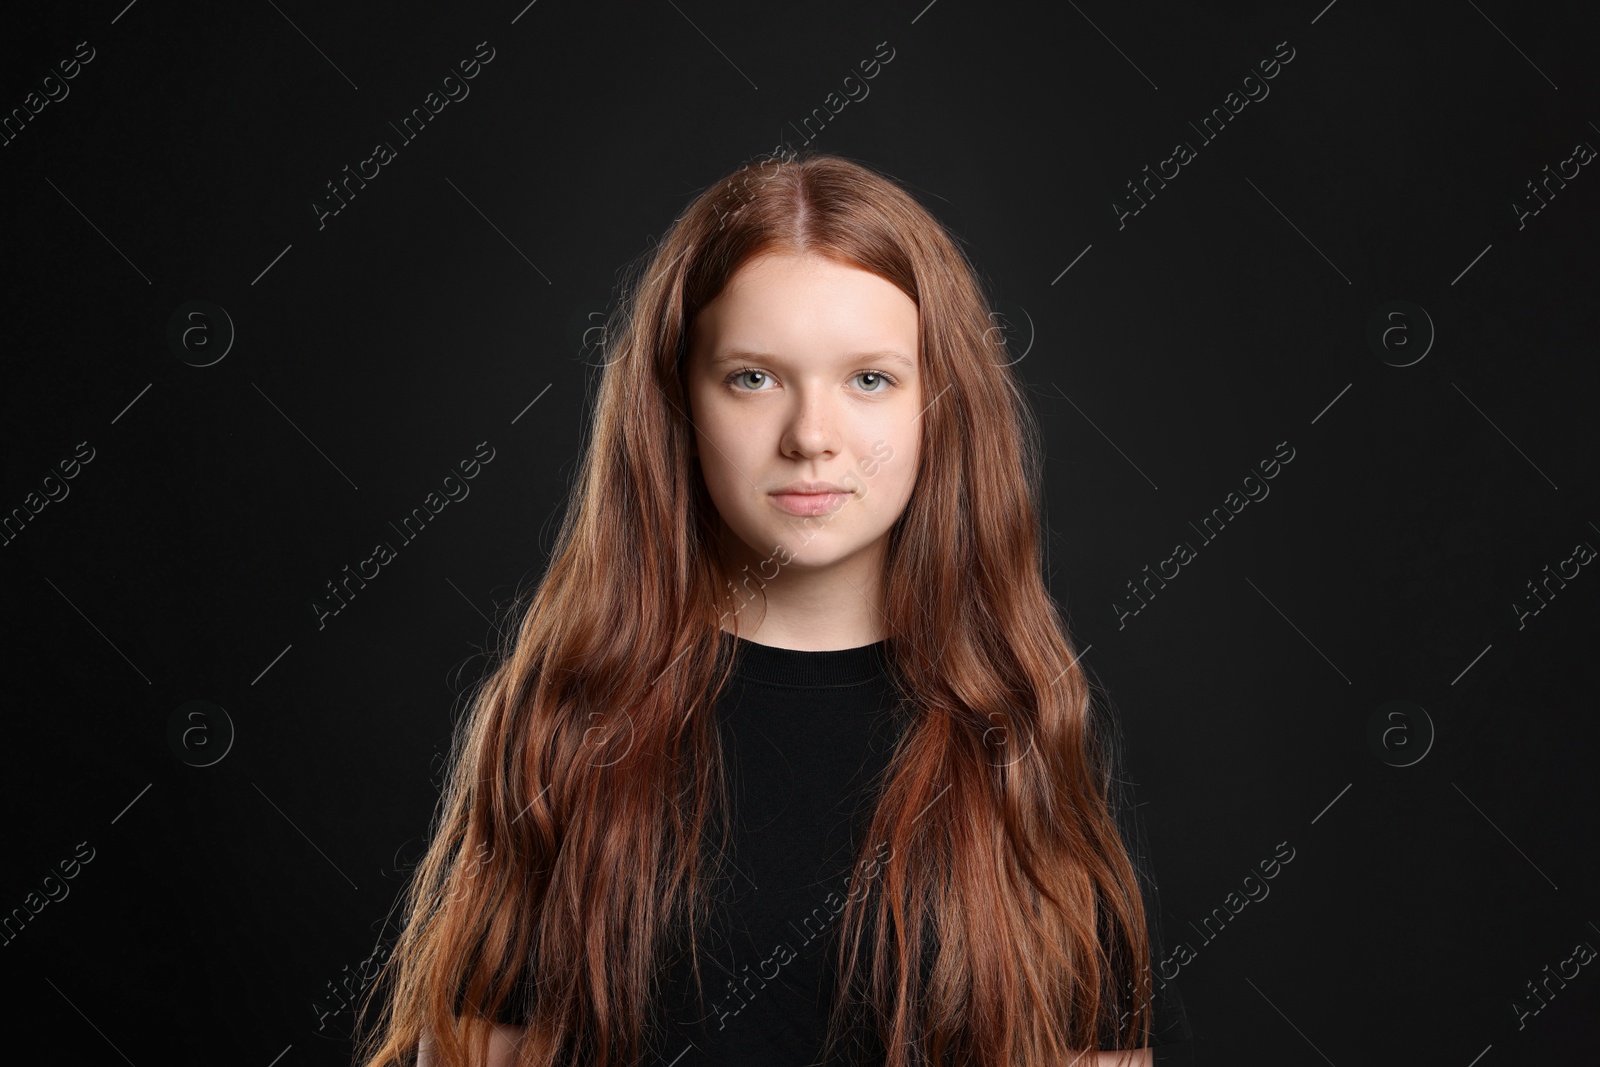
{"left": 779, "top": 382, "right": 841, "bottom": 460}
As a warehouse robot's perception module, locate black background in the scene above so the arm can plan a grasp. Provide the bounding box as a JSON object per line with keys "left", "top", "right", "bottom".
{"left": 2, "top": 1, "right": 1596, "bottom": 1063}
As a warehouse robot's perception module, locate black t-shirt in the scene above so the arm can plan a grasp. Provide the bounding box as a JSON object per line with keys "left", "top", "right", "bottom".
{"left": 488, "top": 632, "right": 1192, "bottom": 1063}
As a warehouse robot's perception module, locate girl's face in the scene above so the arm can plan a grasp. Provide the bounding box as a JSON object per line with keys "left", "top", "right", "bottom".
{"left": 685, "top": 252, "right": 923, "bottom": 580}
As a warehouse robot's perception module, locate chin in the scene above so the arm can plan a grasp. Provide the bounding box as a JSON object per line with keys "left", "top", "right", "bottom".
{"left": 780, "top": 536, "right": 868, "bottom": 569}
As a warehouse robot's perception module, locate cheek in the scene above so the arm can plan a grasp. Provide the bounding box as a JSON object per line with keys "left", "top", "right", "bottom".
{"left": 886, "top": 460, "right": 919, "bottom": 514}
{"left": 696, "top": 389, "right": 759, "bottom": 444}
{"left": 701, "top": 451, "right": 742, "bottom": 504}
{"left": 858, "top": 447, "right": 916, "bottom": 516}
{"left": 702, "top": 417, "right": 762, "bottom": 485}
{"left": 876, "top": 422, "right": 920, "bottom": 491}
{"left": 698, "top": 446, "right": 757, "bottom": 522}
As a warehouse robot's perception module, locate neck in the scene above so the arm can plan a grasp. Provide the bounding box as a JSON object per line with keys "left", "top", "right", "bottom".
{"left": 712, "top": 528, "right": 890, "bottom": 652}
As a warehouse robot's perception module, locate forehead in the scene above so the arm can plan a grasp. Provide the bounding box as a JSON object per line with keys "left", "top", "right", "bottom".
{"left": 690, "top": 253, "right": 918, "bottom": 363}
{"left": 715, "top": 251, "right": 901, "bottom": 298}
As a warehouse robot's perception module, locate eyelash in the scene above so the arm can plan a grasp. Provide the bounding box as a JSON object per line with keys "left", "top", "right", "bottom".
{"left": 723, "top": 367, "right": 900, "bottom": 393}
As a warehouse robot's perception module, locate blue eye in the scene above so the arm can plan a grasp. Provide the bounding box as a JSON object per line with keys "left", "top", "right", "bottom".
{"left": 722, "top": 367, "right": 899, "bottom": 393}
{"left": 728, "top": 368, "right": 770, "bottom": 390}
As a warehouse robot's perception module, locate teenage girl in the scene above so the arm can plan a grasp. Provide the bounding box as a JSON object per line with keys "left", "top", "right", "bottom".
{"left": 356, "top": 151, "right": 1186, "bottom": 1067}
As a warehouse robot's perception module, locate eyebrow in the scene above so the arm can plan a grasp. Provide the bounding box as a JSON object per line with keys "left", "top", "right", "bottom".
{"left": 709, "top": 348, "right": 916, "bottom": 371}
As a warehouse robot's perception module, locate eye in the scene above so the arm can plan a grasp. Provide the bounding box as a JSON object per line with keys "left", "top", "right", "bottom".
{"left": 854, "top": 369, "right": 898, "bottom": 392}
{"left": 725, "top": 367, "right": 773, "bottom": 391}
{"left": 721, "top": 367, "right": 901, "bottom": 393}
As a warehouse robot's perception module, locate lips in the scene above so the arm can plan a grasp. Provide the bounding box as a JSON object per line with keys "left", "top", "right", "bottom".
{"left": 768, "top": 486, "right": 852, "bottom": 517}
{"left": 770, "top": 481, "right": 850, "bottom": 495}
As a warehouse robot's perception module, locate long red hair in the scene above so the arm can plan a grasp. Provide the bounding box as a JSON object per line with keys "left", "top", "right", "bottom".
{"left": 352, "top": 150, "right": 1154, "bottom": 1067}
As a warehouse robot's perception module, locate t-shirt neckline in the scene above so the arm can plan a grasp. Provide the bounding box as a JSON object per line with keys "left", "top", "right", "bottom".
{"left": 720, "top": 629, "right": 891, "bottom": 688}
